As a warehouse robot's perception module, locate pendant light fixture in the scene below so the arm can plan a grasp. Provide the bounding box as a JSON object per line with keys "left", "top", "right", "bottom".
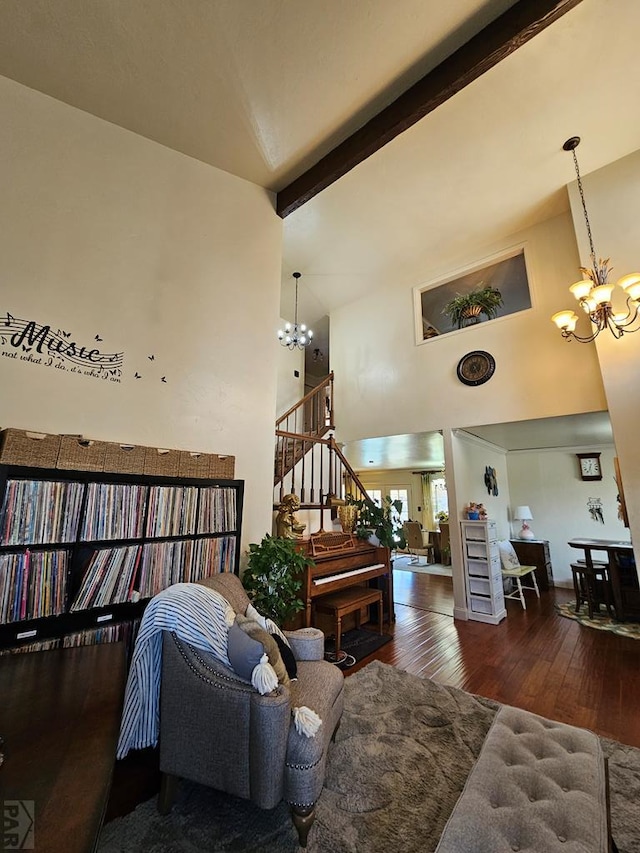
{"left": 278, "top": 272, "right": 313, "bottom": 350}
{"left": 551, "top": 137, "right": 640, "bottom": 343}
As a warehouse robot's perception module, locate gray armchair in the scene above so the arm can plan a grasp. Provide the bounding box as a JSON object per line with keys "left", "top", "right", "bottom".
{"left": 157, "top": 572, "right": 344, "bottom": 847}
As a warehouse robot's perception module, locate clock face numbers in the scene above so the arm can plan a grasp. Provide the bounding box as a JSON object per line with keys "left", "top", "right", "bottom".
{"left": 456, "top": 351, "right": 496, "bottom": 386}
{"left": 577, "top": 453, "right": 602, "bottom": 481}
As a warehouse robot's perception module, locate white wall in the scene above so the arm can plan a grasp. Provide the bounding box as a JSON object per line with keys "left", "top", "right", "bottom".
{"left": 568, "top": 150, "right": 640, "bottom": 574}
{"left": 332, "top": 213, "right": 607, "bottom": 444}
{"left": 0, "top": 76, "right": 283, "bottom": 553}
{"left": 507, "top": 444, "right": 624, "bottom": 587}
{"left": 452, "top": 433, "right": 511, "bottom": 537}
{"left": 275, "top": 333, "right": 305, "bottom": 418}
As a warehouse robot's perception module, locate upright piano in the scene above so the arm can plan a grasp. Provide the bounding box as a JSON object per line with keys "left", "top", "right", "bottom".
{"left": 300, "top": 532, "right": 394, "bottom": 628}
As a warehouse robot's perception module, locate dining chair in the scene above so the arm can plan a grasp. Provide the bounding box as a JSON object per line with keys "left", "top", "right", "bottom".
{"left": 403, "top": 521, "right": 434, "bottom": 565}
{"left": 497, "top": 540, "right": 540, "bottom": 610}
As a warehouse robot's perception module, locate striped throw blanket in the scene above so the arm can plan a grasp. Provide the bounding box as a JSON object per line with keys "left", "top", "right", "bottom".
{"left": 117, "top": 583, "right": 235, "bottom": 759}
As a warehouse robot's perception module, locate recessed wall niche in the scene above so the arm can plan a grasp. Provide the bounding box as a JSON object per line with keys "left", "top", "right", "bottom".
{"left": 415, "top": 247, "right": 532, "bottom": 341}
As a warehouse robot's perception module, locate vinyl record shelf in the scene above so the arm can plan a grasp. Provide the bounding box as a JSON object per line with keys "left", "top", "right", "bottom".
{"left": 0, "top": 464, "right": 244, "bottom": 651}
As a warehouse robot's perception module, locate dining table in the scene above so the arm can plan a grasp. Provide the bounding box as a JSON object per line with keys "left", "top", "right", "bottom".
{"left": 568, "top": 538, "right": 638, "bottom": 622}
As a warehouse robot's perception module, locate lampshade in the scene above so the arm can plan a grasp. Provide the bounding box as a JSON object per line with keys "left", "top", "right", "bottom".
{"left": 514, "top": 505, "right": 535, "bottom": 539}
{"left": 514, "top": 506, "right": 533, "bottom": 521}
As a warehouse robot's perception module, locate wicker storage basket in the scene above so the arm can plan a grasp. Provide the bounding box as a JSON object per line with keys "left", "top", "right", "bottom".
{"left": 143, "top": 447, "right": 180, "bottom": 478}
{"left": 103, "top": 442, "right": 147, "bottom": 475}
{"left": 57, "top": 436, "right": 107, "bottom": 472}
{"left": 178, "top": 451, "right": 213, "bottom": 479}
{"left": 209, "top": 453, "right": 235, "bottom": 479}
{"left": 0, "top": 429, "right": 61, "bottom": 468}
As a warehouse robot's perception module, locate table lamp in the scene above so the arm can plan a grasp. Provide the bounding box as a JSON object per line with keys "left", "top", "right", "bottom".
{"left": 514, "top": 506, "right": 535, "bottom": 539}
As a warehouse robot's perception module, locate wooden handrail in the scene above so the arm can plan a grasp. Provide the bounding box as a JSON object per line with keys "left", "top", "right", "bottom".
{"left": 276, "top": 372, "right": 334, "bottom": 430}
{"left": 274, "top": 372, "right": 374, "bottom": 508}
{"left": 327, "top": 435, "right": 372, "bottom": 504}
{"left": 276, "top": 429, "right": 331, "bottom": 444}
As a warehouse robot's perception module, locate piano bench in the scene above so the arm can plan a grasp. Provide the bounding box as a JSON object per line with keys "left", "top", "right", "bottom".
{"left": 313, "top": 586, "right": 383, "bottom": 655}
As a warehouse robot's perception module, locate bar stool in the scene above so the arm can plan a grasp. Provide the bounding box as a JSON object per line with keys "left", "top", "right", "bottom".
{"left": 570, "top": 563, "right": 616, "bottom": 619}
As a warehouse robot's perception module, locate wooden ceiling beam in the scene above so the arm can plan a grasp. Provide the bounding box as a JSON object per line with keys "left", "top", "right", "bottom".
{"left": 276, "top": 0, "right": 583, "bottom": 218}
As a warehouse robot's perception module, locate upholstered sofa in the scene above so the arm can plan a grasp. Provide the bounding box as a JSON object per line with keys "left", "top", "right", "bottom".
{"left": 157, "top": 572, "right": 344, "bottom": 847}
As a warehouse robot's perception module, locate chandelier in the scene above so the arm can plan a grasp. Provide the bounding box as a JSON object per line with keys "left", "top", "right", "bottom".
{"left": 551, "top": 137, "right": 640, "bottom": 343}
{"left": 278, "top": 272, "right": 313, "bottom": 350}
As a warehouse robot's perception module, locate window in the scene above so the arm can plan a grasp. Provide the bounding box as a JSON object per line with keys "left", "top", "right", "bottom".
{"left": 431, "top": 477, "right": 448, "bottom": 525}
{"left": 388, "top": 489, "right": 410, "bottom": 524}
{"left": 415, "top": 247, "right": 531, "bottom": 341}
{"left": 368, "top": 489, "right": 382, "bottom": 507}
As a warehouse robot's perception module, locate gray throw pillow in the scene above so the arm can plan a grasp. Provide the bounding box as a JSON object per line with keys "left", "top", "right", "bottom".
{"left": 227, "top": 622, "right": 265, "bottom": 682}
{"left": 235, "top": 613, "right": 290, "bottom": 686}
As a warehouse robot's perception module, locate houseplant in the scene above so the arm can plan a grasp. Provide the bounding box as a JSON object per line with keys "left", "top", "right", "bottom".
{"left": 242, "top": 534, "right": 315, "bottom": 626}
{"left": 443, "top": 284, "right": 504, "bottom": 329}
{"left": 350, "top": 495, "right": 406, "bottom": 550}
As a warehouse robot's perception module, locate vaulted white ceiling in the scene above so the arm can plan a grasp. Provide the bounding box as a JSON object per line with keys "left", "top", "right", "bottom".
{"left": 1, "top": 0, "right": 634, "bottom": 459}
{"left": 2, "top": 1, "right": 639, "bottom": 326}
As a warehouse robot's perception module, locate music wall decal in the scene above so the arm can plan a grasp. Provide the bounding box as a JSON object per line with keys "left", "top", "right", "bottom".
{"left": 1, "top": 312, "right": 169, "bottom": 385}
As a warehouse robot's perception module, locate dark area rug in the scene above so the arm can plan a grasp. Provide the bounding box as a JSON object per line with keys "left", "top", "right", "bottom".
{"left": 556, "top": 601, "right": 640, "bottom": 639}
{"left": 98, "top": 661, "right": 640, "bottom": 853}
{"left": 324, "top": 627, "right": 392, "bottom": 668}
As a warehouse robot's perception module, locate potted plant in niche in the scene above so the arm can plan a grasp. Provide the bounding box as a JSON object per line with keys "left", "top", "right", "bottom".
{"left": 443, "top": 283, "right": 504, "bottom": 329}
{"left": 242, "top": 534, "right": 315, "bottom": 627}
{"left": 351, "top": 495, "right": 407, "bottom": 551}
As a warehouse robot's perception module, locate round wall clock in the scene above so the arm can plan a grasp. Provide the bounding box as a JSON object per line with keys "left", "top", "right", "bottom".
{"left": 456, "top": 351, "right": 496, "bottom": 386}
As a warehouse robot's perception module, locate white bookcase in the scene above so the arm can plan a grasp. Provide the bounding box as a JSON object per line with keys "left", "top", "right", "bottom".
{"left": 461, "top": 519, "right": 506, "bottom": 625}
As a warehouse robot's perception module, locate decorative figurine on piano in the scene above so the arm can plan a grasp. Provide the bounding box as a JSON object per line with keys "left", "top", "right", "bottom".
{"left": 275, "top": 493, "right": 307, "bottom": 539}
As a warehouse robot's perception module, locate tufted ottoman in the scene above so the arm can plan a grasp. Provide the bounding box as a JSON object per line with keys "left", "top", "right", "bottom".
{"left": 435, "top": 705, "right": 613, "bottom": 853}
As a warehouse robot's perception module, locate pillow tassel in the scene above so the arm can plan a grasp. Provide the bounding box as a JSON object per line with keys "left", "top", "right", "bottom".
{"left": 293, "top": 705, "right": 322, "bottom": 738}
{"left": 251, "top": 653, "right": 279, "bottom": 695}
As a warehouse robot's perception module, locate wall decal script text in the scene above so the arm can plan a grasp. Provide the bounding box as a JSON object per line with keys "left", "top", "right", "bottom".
{"left": 1, "top": 312, "right": 124, "bottom": 381}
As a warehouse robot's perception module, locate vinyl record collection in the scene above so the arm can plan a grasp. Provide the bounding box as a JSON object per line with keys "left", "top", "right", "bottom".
{"left": 145, "top": 485, "right": 198, "bottom": 537}
{"left": 0, "top": 464, "right": 243, "bottom": 653}
{"left": 198, "top": 486, "right": 237, "bottom": 533}
{"left": 0, "top": 549, "right": 68, "bottom": 622}
{"left": 80, "top": 483, "right": 147, "bottom": 541}
{"left": 70, "top": 545, "right": 141, "bottom": 610}
{"left": 0, "top": 479, "right": 84, "bottom": 545}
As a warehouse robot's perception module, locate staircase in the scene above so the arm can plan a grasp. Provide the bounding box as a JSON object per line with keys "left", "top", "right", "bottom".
{"left": 274, "top": 372, "right": 372, "bottom": 510}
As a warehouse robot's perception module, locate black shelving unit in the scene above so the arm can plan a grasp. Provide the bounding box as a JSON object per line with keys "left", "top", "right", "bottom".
{"left": 0, "top": 464, "right": 244, "bottom": 650}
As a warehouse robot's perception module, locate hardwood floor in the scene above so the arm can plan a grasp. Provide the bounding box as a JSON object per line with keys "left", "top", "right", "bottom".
{"left": 351, "top": 568, "right": 640, "bottom": 749}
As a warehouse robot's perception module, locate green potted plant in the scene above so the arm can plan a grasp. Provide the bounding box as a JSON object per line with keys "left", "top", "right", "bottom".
{"left": 443, "top": 284, "right": 504, "bottom": 329}
{"left": 242, "top": 534, "right": 315, "bottom": 626}
{"left": 435, "top": 510, "right": 449, "bottom": 525}
{"left": 351, "top": 495, "right": 406, "bottom": 550}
